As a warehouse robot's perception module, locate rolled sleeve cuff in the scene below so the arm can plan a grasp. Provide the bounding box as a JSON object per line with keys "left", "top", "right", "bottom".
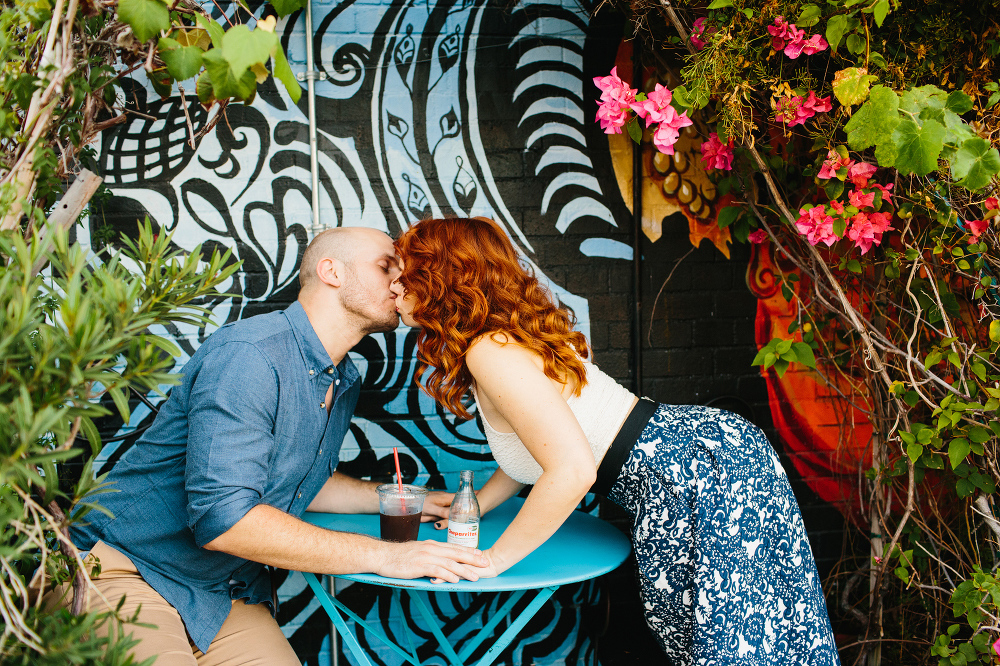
{"left": 190, "top": 490, "right": 262, "bottom": 548}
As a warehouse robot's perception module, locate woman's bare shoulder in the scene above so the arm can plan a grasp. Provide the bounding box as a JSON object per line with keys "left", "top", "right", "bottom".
{"left": 467, "top": 333, "right": 535, "bottom": 368}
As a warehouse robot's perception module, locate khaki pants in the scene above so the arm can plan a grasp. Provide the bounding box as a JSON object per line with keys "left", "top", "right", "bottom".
{"left": 45, "top": 542, "right": 301, "bottom": 666}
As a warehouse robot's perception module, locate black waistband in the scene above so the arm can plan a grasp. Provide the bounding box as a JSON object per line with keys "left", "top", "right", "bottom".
{"left": 591, "top": 397, "right": 658, "bottom": 498}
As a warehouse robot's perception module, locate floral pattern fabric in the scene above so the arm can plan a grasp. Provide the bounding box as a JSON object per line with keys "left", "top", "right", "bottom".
{"left": 607, "top": 404, "right": 841, "bottom": 666}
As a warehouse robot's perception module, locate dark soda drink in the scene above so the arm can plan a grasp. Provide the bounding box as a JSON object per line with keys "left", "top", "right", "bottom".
{"left": 380, "top": 512, "right": 421, "bottom": 542}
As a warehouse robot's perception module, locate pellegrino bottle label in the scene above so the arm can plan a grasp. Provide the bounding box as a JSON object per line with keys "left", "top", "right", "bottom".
{"left": 447, "top": 521, "right": 479, "bottom": 547}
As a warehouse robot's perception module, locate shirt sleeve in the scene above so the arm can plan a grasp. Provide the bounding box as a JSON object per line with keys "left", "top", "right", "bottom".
{"left": 184, "top": 341, "right": 279, "bottom": 547}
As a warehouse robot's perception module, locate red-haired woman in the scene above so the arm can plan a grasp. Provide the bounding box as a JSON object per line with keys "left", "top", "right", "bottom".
{"left": 392, "top": 217, "right": 840, "bottom": 666}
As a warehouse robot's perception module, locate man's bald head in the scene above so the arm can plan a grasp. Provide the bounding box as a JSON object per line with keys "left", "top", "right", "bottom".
{"left": 298, "top": 227, "right": 393, "bottom": 291}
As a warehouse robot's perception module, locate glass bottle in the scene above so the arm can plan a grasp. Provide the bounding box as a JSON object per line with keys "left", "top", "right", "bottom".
{"left": 447, "top": 470, "right": 480, "bottom": 547}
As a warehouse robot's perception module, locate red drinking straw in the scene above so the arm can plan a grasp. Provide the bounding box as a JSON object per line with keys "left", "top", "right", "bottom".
{"left": 392, "top": 447, "right": 403, "bottom": 492}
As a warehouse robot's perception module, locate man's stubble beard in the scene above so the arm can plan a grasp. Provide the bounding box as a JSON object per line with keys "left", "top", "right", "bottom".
{"left": 341, "top": 264, "right": 400, "bottom": 335}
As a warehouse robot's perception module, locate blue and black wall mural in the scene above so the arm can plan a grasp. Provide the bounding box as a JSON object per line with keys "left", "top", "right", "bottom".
{"left": 82, "top": 0, "right": 847, "bottom": 662}
{"left": 86, "top": 0, "right": 641, "bottom": 663}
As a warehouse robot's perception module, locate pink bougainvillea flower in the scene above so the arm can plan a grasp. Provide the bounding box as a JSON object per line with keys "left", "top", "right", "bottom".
{"left": 870, "top": 182, "right": 894, "bottom": 207}
{"left": 818, "top": 149, "right": 854, "bottom": 180}
{"left": 748, "top": 229, "right": 768, "bottom": 244}
{"left": 848, "top": 211, "right": 893, "bottom": 254}
{"left": 848, "top": 162, "right": 878, "bottom": 188}
{"left": 767, "top": 16, "right": 790, "bottom": 50}
{"left": 782, "top": 25, "right": 809, "bottom": 59}
{"left": 593, "top": 67, "right": 637, "bottom": 134}
{"left": 700, "top": 132, "right": 735, "bottom": 170}
{"left": 829, "top": 199, "right": 845, "bottom": 216}
{"left": 967, "top": 218, "right": 991, "bottom": 239}
{"left": 800, "top": 33, "right": 829, "bottom": 56}
{"left": 691, "top": 17, "right": 712, "bottom": 50}
{"left": 796, "top": 206, "right": 838, "bottom": 246}
{"left": 849, "top": 188, "right": 876, "bottom": 210}
{"left": 596, "top": 102, "right": 631, "bottom": 134}
{"left": 651, "top": 108, "right": 694, "bottom": 154}
{"left": 986, "top": 197, "right": 999, "bottom": 210}
{"left": 775, "top": 91, "right": 832, "bottom": 127}
{"left": 800, "top": 90, "right": 832, "bottom": 116}
{"left": 631, "top": 83, "right": 674, "bottom": 127}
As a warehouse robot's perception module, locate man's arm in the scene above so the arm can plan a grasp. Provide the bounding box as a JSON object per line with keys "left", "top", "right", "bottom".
{"left": 203, "top": 504, "right": 488, "bottom": 582}
{"left": 305, "top": 472, "right": 380, "bottom": 513}
{"left": 306, "top": 471, "right": 454, "bottom": 522}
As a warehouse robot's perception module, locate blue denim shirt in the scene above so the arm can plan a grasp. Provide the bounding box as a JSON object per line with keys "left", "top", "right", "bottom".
{"left": 72, "top": 301, "right": 360, "bottom": 652}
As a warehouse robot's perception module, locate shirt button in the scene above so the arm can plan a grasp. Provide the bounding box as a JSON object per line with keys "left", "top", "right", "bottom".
{"left": 309, "top": 369, "right": 314, "bottom": 375}
{"left": 320, "top": 402, "right": 326, "bottom": 409}
{"left": 335, "top": 379, "right": 340, "bottom": 386}
{"left": 327, "top": 368, "right": 334, "bottom": 374}
{"left": 318, "top": 449, "right": 323, "bottom": 454}
{"left": 298, "top": 493, "right": 302, "bottom": 498}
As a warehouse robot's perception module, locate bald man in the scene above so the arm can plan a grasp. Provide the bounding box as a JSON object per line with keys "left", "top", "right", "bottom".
{"left": 63, "top": 227, "right": 488, "bottom": 666}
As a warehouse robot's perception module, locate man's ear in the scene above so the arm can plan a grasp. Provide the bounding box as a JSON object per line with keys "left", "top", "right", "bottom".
{"left": 316, "top": 257, "right": 345, "bottom": 288}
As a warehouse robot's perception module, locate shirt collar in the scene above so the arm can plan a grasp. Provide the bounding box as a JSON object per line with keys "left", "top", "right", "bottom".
{"left": 284, "top": 301, "right": 360, "bottom": 386}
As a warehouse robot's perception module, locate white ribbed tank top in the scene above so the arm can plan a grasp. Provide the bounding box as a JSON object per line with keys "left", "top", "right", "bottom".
{"left": 471, "top": 361, "right": 637, "bottom": 484}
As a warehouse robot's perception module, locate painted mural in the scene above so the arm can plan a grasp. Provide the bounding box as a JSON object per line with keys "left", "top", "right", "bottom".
{"left": 88, "top": 0, "right": 632, "bottom": 663}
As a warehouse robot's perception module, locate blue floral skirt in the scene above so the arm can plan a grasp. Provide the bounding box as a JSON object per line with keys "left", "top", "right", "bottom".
{"left": 607, "top": 404, "right": 841, "bottom": 666}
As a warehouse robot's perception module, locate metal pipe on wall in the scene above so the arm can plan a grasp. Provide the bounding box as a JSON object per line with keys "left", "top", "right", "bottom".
{"left": 631, "top": 44, "right": 644, "bottom": 396}
{"left": 304, "top": 0, "right": 323, "bottom": 239}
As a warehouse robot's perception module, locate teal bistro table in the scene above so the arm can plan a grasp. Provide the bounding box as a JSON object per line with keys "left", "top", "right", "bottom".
{"left": 299, "top": 496, "right": 632, "bottom": 666}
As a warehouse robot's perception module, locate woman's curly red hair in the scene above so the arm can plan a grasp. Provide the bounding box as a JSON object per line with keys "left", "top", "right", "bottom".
{"left": 395, "top": 217, "right": 590, "bottom": 419}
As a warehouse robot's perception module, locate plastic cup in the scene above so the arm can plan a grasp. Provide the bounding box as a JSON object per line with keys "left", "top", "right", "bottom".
{"left": 377, "top": 484, "right": 428, "bottom": 542}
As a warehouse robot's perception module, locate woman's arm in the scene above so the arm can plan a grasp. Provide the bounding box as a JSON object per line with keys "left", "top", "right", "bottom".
{"left": 476, "top": 467, "right": 526, "bottom": 515}
{"left": 464, "top": 336, "right": 596, "bottom": 576}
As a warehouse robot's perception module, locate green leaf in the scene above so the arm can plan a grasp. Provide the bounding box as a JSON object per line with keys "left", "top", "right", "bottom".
{"left": 833, "top": 67, "right": 878, "bottom": 107}
{"left": 718, "top": 206, "right": 743, "bottom": 229}
{"left": 195, "top": 14, "right": 225, "bottom": 48}
{"left": 202, "top": 48, "right": 257, "bottom": 101}
{"left": 108, "top": 387, "right": 131, "bottom": 425}
{"left": 846, "top": 33, "right": 865, "bottom": 55}
{"left": 220, "top": 24, "right": 279, "bottom": 80}
{"left": 892, "top": 118, "right": 946, "bottom": 176}
{"left": 118, "top": 0, "right": 170, "bottom": 43}
{"left": 970, "top": 426, "right": 990, "bottom": 443}
{"left": 826, "top": 15, "right": 849, "bottom": 52}
{"left": 847, "top": 259, "right": 862, "bottom": 273}
{"left": 268, "top": 0, "right": 307, "bottom": 16}
{"left": 872, "top": 0, "right": 890, "bottom": 26}
{"left": 946, "top": 90, "right": 974, "bottom": 115}
{"left": 626, "top": 117, "right": 642, "bottom": 144}
{"left": 792, "top": 342, "right": 816, "bottom": 368}
{"left": 272, "top": 48, "right": 302, "bottom": 104}
{"left": 907, "top": 441, "right": 923, "bottom": 463}
{"left": 845, "top": 85, "right": 900, "bottom": 151}
{"left": 952, "top": 137, "right": 1000, "bottom": 191}
{"left": 991, "top": 320, "right": 1000, "bottom": 343}
{"left": 158, "top": 37, "right": 204, "bottom": 82}
{"left": 900, "top": 85, "right": 948, "bottom": 116}
{"left": 949, "top": 438, "right": 971, "bottom": 469}
{"left": 706, "top": 0, "right": 733, "bottom": 8}
{"left": 797, "top": 4, "right": 822, "bottom": 27}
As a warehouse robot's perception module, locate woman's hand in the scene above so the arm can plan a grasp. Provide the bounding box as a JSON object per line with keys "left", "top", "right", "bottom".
{"left": 421, "top": 491, "right": 453, "bottom": 522}
{"left": 431, "top": 549, "right": 501, "bottom": 582}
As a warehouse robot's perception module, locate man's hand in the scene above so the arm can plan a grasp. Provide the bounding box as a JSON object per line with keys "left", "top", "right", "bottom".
{"left": 375, "top": 540, "right": 489, "bottom": 583}
{"left": 421, "top": 491, "right": 453, "bottom": 522}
